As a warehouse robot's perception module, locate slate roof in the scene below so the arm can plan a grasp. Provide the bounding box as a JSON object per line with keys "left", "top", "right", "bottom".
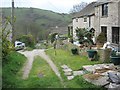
{"left": 73, "top": 0, "right": 119, "bottom": 19}
{"left": 95, "top": 0, "right": 112, "bottom": 6}
{"left": 73, "top": 2, "right": 96, "bottom": 19}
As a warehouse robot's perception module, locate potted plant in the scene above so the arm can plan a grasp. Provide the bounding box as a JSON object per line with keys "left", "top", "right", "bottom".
{"left": 71, "top": 48, "right": 78, "bottom": 55}
{"left": 76, "top": 28, "right": 97, "bottom": 60}
{"left": 96, "top": 32, "right": 106, "bottom": 49}
{"left": 110, "top": 50, "right": 120, "bottom": 65}
{"left": 84, "top": 29, "right": 98, "bottom": 60}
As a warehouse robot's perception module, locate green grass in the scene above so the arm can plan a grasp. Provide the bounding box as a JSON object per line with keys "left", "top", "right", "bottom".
{"left": 2, "top": 51, "right": 63, "bottom": 88}
{"left": 46, "top": 49, "right": 102, "bottom": 88}
{"left": 2, "top": 51, "right": 27, "bottom": 88}
{"left": 20, "top": 56, "right": 63, "bottom": 88}
{"left": 46, "top": 49, "right": 101, "bottom": 70}
{"left": 2, "top": 49, "right": 103, "bottom": 88}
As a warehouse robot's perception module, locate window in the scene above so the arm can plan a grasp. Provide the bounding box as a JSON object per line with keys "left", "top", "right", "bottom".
{"left": 84, "top": 18, "right": 87, "bottom": 22}
{"left": 76, "top": 18, "right": 78, "bottom": 22}
{"left": 112, "top": 27, "right": 120, "bottom": 44}
{"left": 101, "top": 26, "right": 107, "bottom": 41}
{"left": 102, "top": 3, "right": 108, "bottom": 16}
{"left": 89, "top": 17, "right": 91, "bottom": 27}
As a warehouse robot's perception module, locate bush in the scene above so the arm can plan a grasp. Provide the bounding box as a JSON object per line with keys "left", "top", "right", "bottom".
{"left": 2, "top": 17, "right": 14, "bottom": 63}
{"left": 96, "top": 32, "right": 106, "bottom": 44}
{"left": 76, "top": 28, "right": 94, "bottom": 45}
{"left": 49, "top": 33, "right": 58, "bottom": 43}
{"left": 71, "top": 48, "right": 78, "bottom": 55}
{"left": 17, "top": 34, "right": 35, "bottom": 48}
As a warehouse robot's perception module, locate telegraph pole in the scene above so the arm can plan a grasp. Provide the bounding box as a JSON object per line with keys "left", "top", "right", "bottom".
{"left": 11, "top": 0, "right": 14, "bottom": 43}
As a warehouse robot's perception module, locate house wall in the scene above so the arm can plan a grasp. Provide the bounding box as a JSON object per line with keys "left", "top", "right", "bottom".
{"left": 2, "top": 20, "right": 12, "bottom": 42}
{"left": 6, "top": 23, "right": 12, "bottom": 42}
{"left": 95, "top": 2, "right": 119, "bottom": 43}
{"left": 118, "top": 1, "right": 120, "bottom": 26}
{"left": 73, "top": 15, "right": 95, "bottom": 40}
{"left": 119, "top": 1, "right": 120, "bottom": 44}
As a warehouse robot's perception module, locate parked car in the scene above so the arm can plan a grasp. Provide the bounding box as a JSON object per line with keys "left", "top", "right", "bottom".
{"left": 15, "top": 41, "right": 25, "bottom": 50}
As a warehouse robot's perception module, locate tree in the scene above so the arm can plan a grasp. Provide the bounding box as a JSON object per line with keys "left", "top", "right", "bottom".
{"left": 16, "top": 34, "right": 35, "bottom": 48}
{"left": 2, "top": 17, "right": 14, "bottom": 62}
{"left": 69, "top": 2, "right": 88, "bottom": 14}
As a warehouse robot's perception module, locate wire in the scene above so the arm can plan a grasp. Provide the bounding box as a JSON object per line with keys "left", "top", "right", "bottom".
{"left": 46, "top": 0, "right": 63, "bottom": 13}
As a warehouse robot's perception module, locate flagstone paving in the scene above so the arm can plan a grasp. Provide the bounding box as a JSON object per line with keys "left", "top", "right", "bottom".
{"left": 61, "top": 64, "right": 120, "bottom": 88}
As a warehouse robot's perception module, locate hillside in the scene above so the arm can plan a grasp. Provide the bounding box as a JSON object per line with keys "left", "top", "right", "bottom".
{"left": 2, "top": 8, "right": 72, "bottom": 40}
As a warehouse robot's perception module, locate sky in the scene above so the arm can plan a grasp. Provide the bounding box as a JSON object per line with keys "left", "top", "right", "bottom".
{"left": 1, "top": 0, "right": 96, "bottom": 13}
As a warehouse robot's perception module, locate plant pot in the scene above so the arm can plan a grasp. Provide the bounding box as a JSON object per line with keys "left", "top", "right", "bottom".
{"left": 71, "top": 48, "right": 78, "bottom": 55}
{"left": 110, "top": 56, "right": 120, "bottom": 65}
{"left": 98, "top": 48, "right": 112, "bottom": 63}
{"left": 87, "top": 50, "right": 97, "bottom": 59}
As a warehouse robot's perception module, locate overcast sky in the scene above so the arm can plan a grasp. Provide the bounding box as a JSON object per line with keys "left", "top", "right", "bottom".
{"left": 1, "top": 0, "right": 97, "bottom": 13}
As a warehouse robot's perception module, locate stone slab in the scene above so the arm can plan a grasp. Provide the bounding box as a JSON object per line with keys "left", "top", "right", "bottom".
{"left": 67, "top": 75, "right": 74, "bottom": 80}
{"left": 84, "top": 76, "right": 109, "bottom": 86}
{"left": 64, "top": 72, "right": 72, "bottom": 76}
{"left": 61, "top": 65, "right": 69, "bottom": 69}
{"left": 63, "top": 68, "right": 72, "bottom": 72}
{"left": 73, "top": 71, "right": 85, "bottom": 76}
{"left": 83, "top": 64, "right": 115, "bottom": 73}
{"left": 83, "top": 65, "right": 95, "bottom": 73}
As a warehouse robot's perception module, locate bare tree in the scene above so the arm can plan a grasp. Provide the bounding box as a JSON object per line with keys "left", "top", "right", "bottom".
{"left": 69, "top": 2, "right": 88, "bottom": 14}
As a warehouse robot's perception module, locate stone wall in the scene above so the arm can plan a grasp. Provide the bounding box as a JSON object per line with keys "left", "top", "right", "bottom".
{"left": 94, "top": 2, "right": 119, "bottom": 43}
{"left": 119, "top": 1, "right": 120, "bottom": 45}
{"left": 73, "top": 15, "right": 95, "bottom": 40}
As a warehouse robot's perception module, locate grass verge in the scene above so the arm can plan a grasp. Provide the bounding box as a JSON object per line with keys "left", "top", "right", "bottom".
{"left": 46, "top": 49, "right": 102, "bottom": 88}
{"left": 2, "top": 51, "right": 27, "bottom": 88}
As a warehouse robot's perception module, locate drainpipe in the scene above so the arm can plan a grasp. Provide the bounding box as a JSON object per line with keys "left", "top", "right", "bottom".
{"left": 99, "top": 6, "right": 100, "bottom": 34}
{"left": 89, "top": 16, "right": 91, "bottom": 28}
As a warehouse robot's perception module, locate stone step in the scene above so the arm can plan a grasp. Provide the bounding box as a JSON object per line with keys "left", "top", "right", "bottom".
{"left": 67, "top": 75, "right": 74, "bottom": 80}
{"left": 63, "top": 68, "right": 73, "bottom": 72}
{"left": 61, "top": 65, "right": 69, "bottom": 69}
{"left": 64, "top": 72, "right": 72, "bottom": 76}
{"left": 73, "top": 70, "right": 85, "bottom": 76}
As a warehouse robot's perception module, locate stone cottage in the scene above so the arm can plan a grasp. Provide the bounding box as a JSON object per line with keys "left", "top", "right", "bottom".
{"left": 94, "top": 0, "right": 120, "bottom": 46}
{"left": 72, "top": 0, "right": 120, "bottom": 46}
{"left": 72, "top": 2, "right": 96, "bottom": 40}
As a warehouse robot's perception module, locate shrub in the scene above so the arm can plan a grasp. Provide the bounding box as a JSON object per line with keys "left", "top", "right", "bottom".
{"left": 96, "top": 32, "right": 106, "bottom": 44}
{"left": 49, "top": 33, "right": 58, "bottom": 43}
{"left": 17, "top": 34, "right": 35, "bottom": 48}
{"left": 76, "top": 28, "right": 94, "bottom": 45}
{"left": 71, "top": 48, "right": 78, "bottom": 55}
{"left": 2, "top": 17, "right": 14, "bottom": 63}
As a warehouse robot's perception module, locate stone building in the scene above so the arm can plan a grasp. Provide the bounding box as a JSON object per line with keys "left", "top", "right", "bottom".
{"left": 94, "top": 0, "right": 120, "bottom": 46}
{"left": 72, "top": 2, "right": 96, "bottom": 40}
{"left": 72, "top": 0, "right": 120, "bottom": 46}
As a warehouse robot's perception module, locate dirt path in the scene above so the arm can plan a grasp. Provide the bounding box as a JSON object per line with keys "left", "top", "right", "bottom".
{"left": 18, "top": 49, "right": 63, "bottom": 82}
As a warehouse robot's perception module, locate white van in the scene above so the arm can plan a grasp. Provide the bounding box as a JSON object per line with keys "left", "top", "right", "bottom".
{"left": 15, "top": 41, "right": 25, "bottom": 50}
